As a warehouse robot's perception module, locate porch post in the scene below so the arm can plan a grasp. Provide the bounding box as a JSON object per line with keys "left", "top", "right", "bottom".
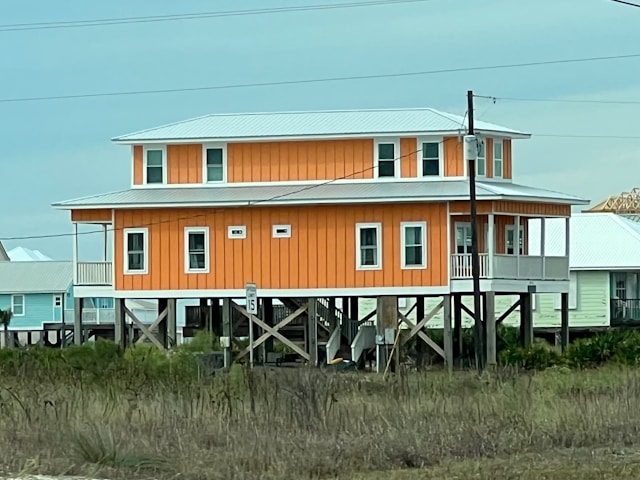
{"left": 515, "top": 215, "right": 521, "bottom": 277}
{"left": 541, "top": 217, "right": 546, "bottom": 279}
{"left": 565, "top": 216, "right": 570, "bottom": 264}
{"left": 72, "top": 222, "right": 78, "bottom": 285}
{"left": 102, "top": 224, "right": 108, "bottom": 262}
{"left": 488, "top": 213, "right": 495, "bottom": 278}
{"left": 73, "top": 297, "right": 83, "bottom": 346}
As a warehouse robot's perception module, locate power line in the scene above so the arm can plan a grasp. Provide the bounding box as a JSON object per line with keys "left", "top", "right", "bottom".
{"left": 3, "top": 53, "right": 640, "bottom": 105}
{"left": 611, "top": 0, "right": 640, "bottom": 7}
{"left": 478, "top": 95, "right": 640, "bottom": 106}
{"left": 534, "top": 133, "right": 640, "bottom": 139}
{"left": 0, "top": 0, "right": 433, "bottom": 32}
{"left": 0, "top": 146, "right": 426, "bottom": 242}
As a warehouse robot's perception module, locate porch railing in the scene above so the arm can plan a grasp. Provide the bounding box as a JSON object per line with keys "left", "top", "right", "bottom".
{"left": 450, "top": 253, "right": 489, "bottom": 279}
{"left": 610, "top": 299, "right": 640, "bottom": 324}
{"left": 451, "top": 254, "right": 569, "bottom": 280}
{"left": 77, "top": 262, "right": 113, "bottom": 286}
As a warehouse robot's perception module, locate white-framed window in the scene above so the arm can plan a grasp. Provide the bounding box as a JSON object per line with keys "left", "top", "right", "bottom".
{"left": 555, "top": 271, "right": 578, "bottom": 310}
{"left": 143, "top": 146, "right": 166, "bottom": 184}
{"left": 419, "top": 140, "right": 441, "bottom": 176}
{"left": 203, "top": 145, "right": 226, "bottom": 183}
{"left": 53, "top": 294, "right": 62, "bottom": 308}
{"left": 476, "top": 139, "right": 486, "bottom": 176}
{"left": 124, "top": 228, "right": 148, "bottom": 274}
{"left": 356, "top": 222, "right": 382, "bottom": 270}
{"left": 493, "top": 139, "right": 503, "bottom": 178}
{"left": 401, "top": 222, "right": 427, "bottom": 269}
{"left": 228, "top": 225, "right": 247, "bottom": 239}
{"left": 505, "top": 224, "right": 524, "bottom": 255}
{"left": 272, "top": 224, "right": 292, "bottom": 238}
{"left": 11, "top": 294, "right": 25, "bottom": 316}
{"left": 184, "top": 227, "right": 210, "bottom": 273}
{"left": 375, "top": 139, "right": 399, "bottom": 178}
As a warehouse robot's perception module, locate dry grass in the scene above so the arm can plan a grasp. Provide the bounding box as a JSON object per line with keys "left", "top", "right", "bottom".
{"left": 2, "top": 363, "right": 640, "bottom": 479}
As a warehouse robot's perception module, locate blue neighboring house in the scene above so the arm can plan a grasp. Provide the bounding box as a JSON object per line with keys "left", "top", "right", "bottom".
{"left": 0, "top": 260, "right": 75, "bottom": 330}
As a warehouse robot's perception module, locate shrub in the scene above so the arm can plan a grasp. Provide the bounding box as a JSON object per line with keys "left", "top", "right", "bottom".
{"left": 499, "top": 341, "right": 562, "bottom": 370}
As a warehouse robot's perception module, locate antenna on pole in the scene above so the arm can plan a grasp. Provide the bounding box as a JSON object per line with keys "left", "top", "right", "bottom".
{"left": 465, "top": 89, "right": 485, "bottom": 372}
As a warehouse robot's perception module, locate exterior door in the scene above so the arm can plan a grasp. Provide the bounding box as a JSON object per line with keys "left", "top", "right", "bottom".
{"left": 455, "top": 223, "right": 472, "bottom": 254}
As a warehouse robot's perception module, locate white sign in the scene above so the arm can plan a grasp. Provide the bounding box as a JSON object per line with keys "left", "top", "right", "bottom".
{"left": 246, "top": 282, "right": 258, "bottom": 315}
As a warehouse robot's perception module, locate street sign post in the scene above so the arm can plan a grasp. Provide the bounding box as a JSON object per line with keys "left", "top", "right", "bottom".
{"left": 246, "top": 282, "right": 258, "bottom": 315}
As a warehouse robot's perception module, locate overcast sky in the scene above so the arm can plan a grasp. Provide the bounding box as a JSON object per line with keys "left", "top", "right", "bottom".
{"left": 0, "top": 0, "right": 639, "bottom": 260}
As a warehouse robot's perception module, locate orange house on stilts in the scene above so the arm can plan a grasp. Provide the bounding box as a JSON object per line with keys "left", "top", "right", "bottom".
{"left": 54, "top": 107, "right": 588, "bottom": 369}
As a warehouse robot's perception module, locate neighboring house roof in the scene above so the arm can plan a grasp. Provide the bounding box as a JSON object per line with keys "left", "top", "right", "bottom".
{"left": 0, "top": 261, "right": 72, "bottom": 294}
{"left": 112, "top": 107, "right": 530, "bottom": 143}
{"left": 53, "top": 180, "right": 588, "bottom": 209}
{"left": 8, "top": 246, "right": 53, "bottom": 262}
{"left": 0, "top": 241, "right": 8, "bottom": 262}
{"left": 528, "top": 213, "right": 640, "bottom": 270}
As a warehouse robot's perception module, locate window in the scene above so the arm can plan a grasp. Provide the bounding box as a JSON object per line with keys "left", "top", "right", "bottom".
{"left": 505, "top": 224, "right": 524, "bottom": 255}
{"left": 11, "top": 295, "right": 24, "bottom": 316}
{"left": 272, "top": 224, "right": 292, "bottom": 238}
{"left": 493, "top": 139, "right": 503, "bottom": 178}
{"left": 356, "top": 223, "right": 382, "bottom": 270}
{"left": 228, "top": 225, "right": 247, "bottom": 239}
{"left": 420, "top": 142, "right": 440, "bottom": 176}
{"left": 124, "top": 228, "right": 148, "bottom": 274}
{"left": 144, "top": 148, "right": 165, "bottom": 184}
{"left": 205, "top": 146, "right": 225, "bottom": 182}
{"left": 184, "top": 227, "right": 210, "bottom": 273}
{"left": 401, "top": 222, "right": 427, "bottom": 269}
{"left": 375, "top": 141, "right": 398, "bottom": 177}
{"left": 477, "top": 139, "right": 486, "bottom": 176}
{"left": 53, "top": 294, "right": 62, "bottom": 307}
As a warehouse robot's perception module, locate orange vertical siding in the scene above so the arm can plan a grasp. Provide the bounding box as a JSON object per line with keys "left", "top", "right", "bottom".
{"left": 167, "top": 144, "right": 202, "bottom": 184}
{"left": 227, "top": 139, "right": 374, "bottom": 182}
{"left": 113, "top": 203, "right": 449, "bottom": 291}
{"left": 400, "top": 137, "right": 418, "bottom": 178}
{"left": 503, "top": 139, "right": 512, "bottom": 179}
{"left": 133, "top": 146, "right": 143, "bottom": 185}
{"left": 443, "top": 137, "right": 464, "bottom": 177}
{"left": 485, "top": 138, "right": 493, "bottom": 178}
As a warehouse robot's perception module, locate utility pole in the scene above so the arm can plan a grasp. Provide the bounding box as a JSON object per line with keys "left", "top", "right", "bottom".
{"left": 465, "top": 90, "right": 485, "bottom": 372}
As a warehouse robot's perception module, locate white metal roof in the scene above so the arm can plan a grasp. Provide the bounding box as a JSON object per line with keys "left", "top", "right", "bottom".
{"left": 112, "top": 107, "right": 530, "bottom": 143}
{"left": 0, "top": 242, "right": 8, "bottom": 262}
{"left": 53, "top": 180, "right": 587, "bottom": 209}
{"left": 528, "top": 213, "right": 640, "bottom": 270}
{"left": 0, "top": 261, "right": 72, "bottom": 294}
{"left": 7, "top": 246, "right": 53, "bottom": 262}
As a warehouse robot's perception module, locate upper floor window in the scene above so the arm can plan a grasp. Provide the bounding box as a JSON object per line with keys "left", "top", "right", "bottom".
{"left": 204, "top": 146, "right": 225, "bottom": 183}
{"left": 144, "top": 148, "right": 165, "bottom": 184}
{"left": 401, "top": 222, "right": 427, "bottom": 269}
{"left": 505, "top": 224, "right": 524, "bottom": 255}
{"left": 477, "top": 140, "right": 486, "bottom": 176}
{"left": 420, "top": 142, "right": 440, "bottom": 176}
{"left": 356, "top": 223, "right": 382, "bottom": 270}
{"left": 124, "top": 228, "right": 148, "bottom": 274}
{"left": 184, "top": 227, "right": 209, "bottom": 273}
{"left": 494, "top": 140, "right": 503, "bottom": 178}
{"left": 375, "top": 141, "right": 398, "bottom": 178}
{"left": 11, "top": 294, "right": 25, "bottom": 316}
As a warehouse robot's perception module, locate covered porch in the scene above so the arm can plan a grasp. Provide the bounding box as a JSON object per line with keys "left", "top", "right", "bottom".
{"left": 71, "top": 209, "right": 114, "bottom": 289}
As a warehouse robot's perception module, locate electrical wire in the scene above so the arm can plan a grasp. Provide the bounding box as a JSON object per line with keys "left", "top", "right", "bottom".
{"left": 611, "top": 0, "right": 640, "bottom": 7}
{"left": 0, "top": 0, "right": 435, "bottom": 32}
{"left": 3, "top": 53, "right": 640, "bottom": 104}
{"left": 476, "top": 95, "right": 640, "bottom": 106}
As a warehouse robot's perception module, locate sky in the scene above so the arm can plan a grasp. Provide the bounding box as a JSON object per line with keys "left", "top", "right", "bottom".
{"left": 0, "top": 0, "right": 639, "bottom": 260}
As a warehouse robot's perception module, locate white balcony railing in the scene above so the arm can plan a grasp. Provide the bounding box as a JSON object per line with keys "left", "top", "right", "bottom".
{"left": 77, "top": 262, "right": 113, "bottom": 286}
{"left": 451, "top": 254, "right": 569, "bottom": 281}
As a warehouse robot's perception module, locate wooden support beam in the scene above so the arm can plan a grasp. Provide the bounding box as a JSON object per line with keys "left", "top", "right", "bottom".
{"left": 415, "top": 296, "right": 426, "bottom": 369}
{"left": 135, "top": 309, "right": 168, "bottom": 345}
{"left": 496, "top": 297, "right": 521, "bottom": 325}
{"left": 520, "top": 293, "right": 533, "bottom": 347}
{"left": 114, "top": 298, "right": 125, "bottom": 349}
{"left": 461, "top": 303, "right": 476, "bottom": 320}
{"left": 485, "top": 292, "right": 496, "bottom": 366}
{"left": 308, "top": 298, "right": 318, "bottom": 366}
{"left": 222, "top": 298, "right": 232, "bottom": 368}
{"left": 167, "top": 299, "right": 177, "bottom": 347}
{"left": 401, "top": 300, "right": 444, "bottom": 344}
{"left": 73, "top": 297, "right": 83, "bottom": 346}
{"left": 235, "top": 303, "right": 310, "bottom": 361}
{"left": 124, "top": 305, "right": 165, "bottom": 350}
{"left": 398, "top": 310, "right": 446, "bottom": 360}
{"left": 376, "top": 296, "right": 398, "bottom": 373}
{"left": 454, "top": 294, "right": 463, "bottom": 366}
{"left": 561, "top": 292, "right": 569, "bottom": 351}
{"left": 443, "top": 295, "right": 453, "bottom": 371}
{"left": 358, "top": 309, "right": 377, "bottom": 326}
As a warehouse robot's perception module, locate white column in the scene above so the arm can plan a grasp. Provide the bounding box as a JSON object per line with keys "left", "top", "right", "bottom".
{"left": 515, "top": 215, "right": 521, "bottom": 277}
{"left": 488, "top": 213, "right": 495, "bottom": 278}
{"left": 541, "top": 217, "right": 546, "bottom": 279}
{"left": 72, "top": 223, "right": 78, "bottom": 285}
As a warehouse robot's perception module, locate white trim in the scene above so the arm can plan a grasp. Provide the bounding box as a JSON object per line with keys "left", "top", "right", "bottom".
{"left": 72, "top": 222, "right": 78, "bottom": 285}
{"left": 493, "top": 138, "right": 504, "bottom": 179}
{"left": 355, "top": 222, "right": 382, "bottom": 270}
{"left": 228, "top": 225, "right": 247, "bottom": 239}
{"left": 142, "top": 145, "right": 167, "bottom": 185}
{"left": 113, "top": 129, "right": 531, "bottom": 145}
{"left": 400, "top": 221, "right": 427, "bottom": 269}
{"left": 73, "top": 286, "right": 117, "bottom": 299}
{"left": 53, "top": 294, "right": 62, "bottom": 308}
{"left": 111, "top": 286, "right": 451, "bottom": 299}
{"left": 272, "top": 224, "right": 292, "bottom": 238}
{"left": 131, "top": 145, "right": 136, "bottom": 188}
{"left": 11, "top": 294, "right": 25, "bottom": 316}
{"left": 111, "top": 209, "right": 116, "bottom": 289}
{"left": 202, "top": 143, "right": 228, "bottom": 184}
{"left": 374, "top": 138, "right": 400, "bottom": 179}
{"left": 451, "top": 278, "right": 570, "bottom": 294}
{"left": 184, "top": 226, "right": 210, "bottom": 274}
{"left": 416, "top": 137, "right": 444, "bottom": 177}
{"left": 476, "top": 137, "right": 487, "bottom": 177}
{"left": 123, "top": 227, "right": 149, "bottom": 275}
{"left": 446, "top": 202, "right": 451, "bottom": 282}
